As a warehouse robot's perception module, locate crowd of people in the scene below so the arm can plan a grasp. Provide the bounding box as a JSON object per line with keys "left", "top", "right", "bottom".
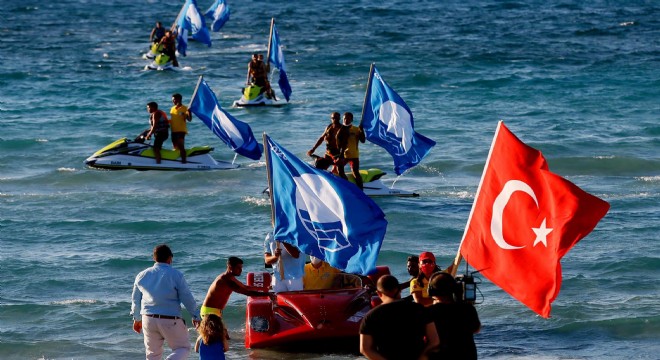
{"left": 130, "top": 244, "right": 480, "bottom": 360}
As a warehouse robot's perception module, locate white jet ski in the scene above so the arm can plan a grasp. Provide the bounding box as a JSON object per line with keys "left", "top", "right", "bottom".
{"left": 85, "top": 135, "right": 238, "bottom": 171}
{"left": 232, "top": 84, "right": 288, "bottom": 107}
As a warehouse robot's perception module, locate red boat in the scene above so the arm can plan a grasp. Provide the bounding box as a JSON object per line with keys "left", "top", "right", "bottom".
{"left": 244, "top": 266, "right": 390, "bottom": 349}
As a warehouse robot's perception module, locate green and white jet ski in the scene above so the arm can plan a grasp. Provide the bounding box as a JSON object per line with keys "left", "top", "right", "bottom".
{"left": 85, "top": 136, "right": 238, "bottom": 171}
{"left": 232, "top": 84, "right": 287, "bottom": 107}
{"left": 145, "top": 53, "right": 176, "bottom": 71}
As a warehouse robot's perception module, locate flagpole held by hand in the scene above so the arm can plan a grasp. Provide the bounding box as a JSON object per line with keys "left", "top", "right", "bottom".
{"left": 263, "top": 132, "right": 285, "bottom": 281}
{"left": 276, "top": 241, "right": 285, "bottom": 280}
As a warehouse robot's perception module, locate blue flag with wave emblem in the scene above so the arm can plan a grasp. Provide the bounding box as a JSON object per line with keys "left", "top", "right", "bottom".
{"left": 362, "top": 66, "right": 436, "bottom": 175}
{"left": 267, "top": 23, "right": 292, "bottom": 102}
{"left": 190, "top": 79, "right": 262, "bottom": 160}
{"left": 205, "top": 0, "right": 230, "bottom": 32}
{"left": 176, "top": 0, "right": 212, "bottom": 57}
{"left": 265, "top": 135, "right": 387, "bottom": 275}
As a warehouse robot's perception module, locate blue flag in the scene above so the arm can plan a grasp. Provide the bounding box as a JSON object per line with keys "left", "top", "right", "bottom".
{"left": 266, "top": 135, "right": 387, "bottom": 275}
{"left": 176, "top": 0, "right": 212, "bottom": 57}
{"left": 267, "top": 23, "right": 292, "bottom": 102}
{"left": 205, "top": 0, "right": 230, "bottom": 32}
{"left": 362, "top": 66, "right": 436, "bottom": 175}
{"left": 190, "top": 79, "right": 262, "bottom": 160}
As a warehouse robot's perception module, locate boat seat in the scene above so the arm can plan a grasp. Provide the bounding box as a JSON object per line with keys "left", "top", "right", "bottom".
{"left": 141, "top": 146, "right": 213, "bottom": 160}
{"left": 347, "top": 168, "right": 386, "bottom": 184}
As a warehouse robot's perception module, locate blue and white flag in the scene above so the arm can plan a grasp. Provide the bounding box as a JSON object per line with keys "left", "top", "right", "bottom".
{"left": 176, "top": 0, "right": 212, "bottom": 57}
{"left": 362, "top": 66, "right": 436, "bottom": 175}
{"left": 205, "top": 0, "right": 230, "bottom": 32}
{"left": 266, "top": 135, "right": 387, "bottom": 275}
{"left": 267, "top": 23, "right": 292, "bottom": 102}
{"left": 190, "top": 79, "right": 262, "bottom": 160}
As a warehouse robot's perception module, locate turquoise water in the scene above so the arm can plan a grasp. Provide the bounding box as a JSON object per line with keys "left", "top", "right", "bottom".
{"left": 1, "top": 0, "right": 658, "bottom": 359}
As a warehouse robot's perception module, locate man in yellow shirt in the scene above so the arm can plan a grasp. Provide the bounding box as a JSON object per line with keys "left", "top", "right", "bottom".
{"left": 170, "top": 93, "right": 192, "bottom": 163}
{"left": 303, "top": 256, "right": 341, "bottom": 290}
{"left": 338, "top": 112, "right": 366, "bottom": 189}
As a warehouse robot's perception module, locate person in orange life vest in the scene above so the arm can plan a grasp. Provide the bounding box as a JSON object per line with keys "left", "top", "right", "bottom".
{"left": 410, "top": 251, "right": 442, "bottom": 306}
{"left": 145, "top": 102, "right": 169, "bottom": 164}
{"left": 169, "top": 93, "right": 192, "bottom": 163}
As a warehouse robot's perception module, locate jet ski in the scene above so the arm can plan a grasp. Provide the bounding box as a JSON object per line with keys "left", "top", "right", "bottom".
{"left": 142, "top": 42, "right": 163, "bottom": 60}
{"left": 313, "top": 154, "right": 418, "bottom": 197}
{"left": 84, "top": 134, "right": 239, "bottom": 171}
{"left": 145, "top": 53, "right": 176, "bottom": 71}
{"left": 244, "top": 266, "right": 391, "bottom": 349}
{"left": 232, "top": 84, "right": 288, "bottom": 107}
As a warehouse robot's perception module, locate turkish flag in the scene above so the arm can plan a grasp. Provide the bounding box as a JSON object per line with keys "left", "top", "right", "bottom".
{"left": 460, "top": 121, "right": 609, "bottom": 318}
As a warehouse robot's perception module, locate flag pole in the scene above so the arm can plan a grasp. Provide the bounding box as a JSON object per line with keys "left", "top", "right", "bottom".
{"left": 171, "top": 0, "right": 187, "bottom": 32}
{"left": 359, "top": 63, "right": 375, "bottom": 127}
{"left": 265, "top": 18, "right": 275, "bottom": 73}
{"left": 262, "top": 132, "right": 285, "bottom": 280}
{"left": 188, "top": 75, "right": 204, "bottom": 109}
{"left": 450, "top": 120, "right": 504, "bottom": 276}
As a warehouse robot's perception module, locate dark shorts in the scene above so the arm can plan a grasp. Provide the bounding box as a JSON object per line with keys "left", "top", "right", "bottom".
{"left": 171, "top": 132, "right": 186, "bottom": 144}
{"left": 153, "top": 131, "right": 168, "bottom": 149}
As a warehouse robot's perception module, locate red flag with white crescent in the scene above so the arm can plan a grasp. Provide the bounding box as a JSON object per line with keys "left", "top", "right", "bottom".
{"left": 460, "top": 121, "right": 609, "bottom": 318}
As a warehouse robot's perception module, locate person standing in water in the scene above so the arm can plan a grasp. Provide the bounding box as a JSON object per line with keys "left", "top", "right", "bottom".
{"left": 169, "top": 93, "right": 192, "bottom": 163}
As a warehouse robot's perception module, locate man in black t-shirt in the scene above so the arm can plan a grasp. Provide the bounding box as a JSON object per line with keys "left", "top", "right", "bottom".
{"left": 359, "top": 275, "right": 439, "bottom": 360}
{"left": 426, "top": 272, "right": 481, "bottom": 360}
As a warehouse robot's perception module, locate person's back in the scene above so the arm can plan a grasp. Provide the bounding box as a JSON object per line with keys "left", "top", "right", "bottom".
{"left": 360, "top": 298, "right": 428, "bottom": 359}
{"left": 426, "top": 272, "right": 481, "bottom": 360}
{"left": 427, "top": 302, "right": 480, "bottom": 360}
{"left": 198, "top": 340, "right": 225, "bottom": 360}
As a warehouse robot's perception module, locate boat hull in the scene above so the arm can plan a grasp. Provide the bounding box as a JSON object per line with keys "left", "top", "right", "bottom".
{"left": 245, "top": 267, "right": 391, "bottom": 349}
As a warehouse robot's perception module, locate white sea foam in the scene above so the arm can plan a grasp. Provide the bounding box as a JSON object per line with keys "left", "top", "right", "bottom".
{"left": 637, "top": 175, "right": 659, "bottom": 182}
{"left": 51, "top": 299, "right": 98, "bottom": 305}
{"left": 242, "top": 196, "right": 269, "bottom": 207}
{"left": 57, "top": 167, "right": 76, "bottom": 172}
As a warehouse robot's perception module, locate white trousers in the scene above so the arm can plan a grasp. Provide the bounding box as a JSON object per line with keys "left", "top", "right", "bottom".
{"left": 142, "top": 315, "right": 191, "bottom": 360}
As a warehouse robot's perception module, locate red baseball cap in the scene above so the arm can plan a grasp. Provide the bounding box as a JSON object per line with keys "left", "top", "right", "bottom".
{"left": 419, "top": 252, "right": 435, "bottom": 262}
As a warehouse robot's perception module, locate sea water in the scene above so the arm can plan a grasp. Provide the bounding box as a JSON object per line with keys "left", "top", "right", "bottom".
{"left": 0, "top": 0, "right": 658, "bottom": 359}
